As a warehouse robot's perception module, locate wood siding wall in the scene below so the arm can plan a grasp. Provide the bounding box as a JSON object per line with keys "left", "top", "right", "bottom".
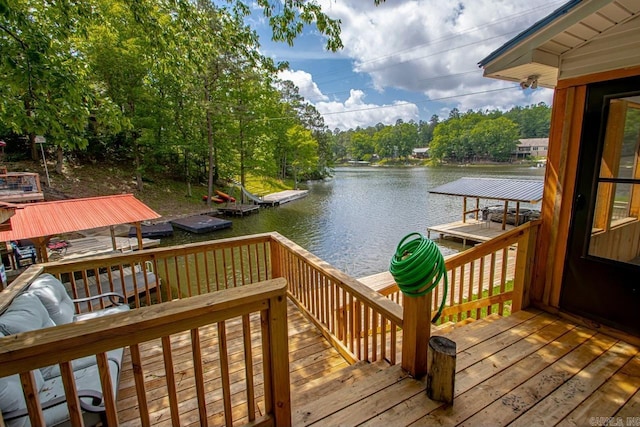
{"left": 532, "top": 67, "right": 640, "bottom": 311}
{"left": 590, "top": 219, "right": 640, "bottom": 262}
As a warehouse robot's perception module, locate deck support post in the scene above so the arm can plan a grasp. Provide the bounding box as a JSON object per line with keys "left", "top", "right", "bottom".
{"left": 401, "top": 291, "right": 432, "bottom": 378}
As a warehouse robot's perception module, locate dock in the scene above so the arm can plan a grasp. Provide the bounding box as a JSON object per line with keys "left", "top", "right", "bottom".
{"left": 427, "top": 219, "right": 516, "bottom": 246}
{"left": 171, "top": 215, "right": 232, "bottom": 233}
{"left": 128, "top": 223, "right": 173, "bottom": 238}
{"left": 217, "top": 204, "right": 260, "bottom": 216}
{"left": 49, "top": 236, "right": 160, "bottom": 261}
{"left": 260, "top": 189, "right": 308, "bottom": 206}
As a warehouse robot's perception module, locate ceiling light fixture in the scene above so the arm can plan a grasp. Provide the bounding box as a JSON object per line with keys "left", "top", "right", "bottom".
{"left": 520, "top": 75, "right": 539, "bottom": 90}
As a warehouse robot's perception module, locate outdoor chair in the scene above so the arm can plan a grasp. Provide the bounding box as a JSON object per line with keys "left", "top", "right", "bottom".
{"left": 10, "top": 241, "right": 37, "bottom": 268}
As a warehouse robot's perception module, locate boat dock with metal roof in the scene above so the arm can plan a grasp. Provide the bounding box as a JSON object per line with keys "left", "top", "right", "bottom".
{"left": 427, "top": 177, "right": 543, "bottom": 246}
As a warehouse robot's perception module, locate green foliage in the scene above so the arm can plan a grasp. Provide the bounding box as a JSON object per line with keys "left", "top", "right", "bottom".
{"left": 0, "top": 0, "right": 340, "bottom": 188}
{"left": 503, "top": 103, "right": 551, "bottom": 138}
{"left": 327, "top": 104, "right": 549, "bottom": 164}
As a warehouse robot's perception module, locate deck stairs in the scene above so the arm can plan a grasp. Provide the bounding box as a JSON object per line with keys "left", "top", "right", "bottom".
{"left": 291, "top": 313, "right": 506, "bottom": 426}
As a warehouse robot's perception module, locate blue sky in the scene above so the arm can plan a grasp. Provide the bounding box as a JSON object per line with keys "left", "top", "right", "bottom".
{"left": 251, "top": 0, "right": 563, "bottom": 131}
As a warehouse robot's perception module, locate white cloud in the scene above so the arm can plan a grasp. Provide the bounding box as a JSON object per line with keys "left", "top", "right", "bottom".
{"left": 315, "top": 0, "right": 562, "bottom": 114}
{"left": 278, "top": 69, "right": 329, "bottom": 102}
{"left": 262, "top": 0, "right": 563, "bottom": 129}
{"left": 316, "top": 90, "right": 419, "bottom": 130}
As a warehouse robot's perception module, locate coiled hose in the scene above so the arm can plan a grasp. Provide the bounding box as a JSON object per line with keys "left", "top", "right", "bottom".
{"left": 389, "top": 232, "right": 448, "bottom": 323}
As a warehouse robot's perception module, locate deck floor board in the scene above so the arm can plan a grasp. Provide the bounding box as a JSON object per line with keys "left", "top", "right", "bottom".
{"left": 114, "top": 301, "right": 639, "bottom": 426}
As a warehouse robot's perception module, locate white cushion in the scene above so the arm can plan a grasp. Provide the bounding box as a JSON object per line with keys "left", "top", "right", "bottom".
{"left": 28, "top": 274, "right": 75, "bottom": 325}
{"left": 0, "top": 332, "right": 45, "bottom": 415}
{"left": 0, "top": 371, "right": 45, "bottom": 415}
{"left": 0, "top": 293, "right": 55, "bottom": 336}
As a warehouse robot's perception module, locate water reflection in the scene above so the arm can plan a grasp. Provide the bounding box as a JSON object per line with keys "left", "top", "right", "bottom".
{"left": 162, "top": 165, "right": 545, "bottom": 278}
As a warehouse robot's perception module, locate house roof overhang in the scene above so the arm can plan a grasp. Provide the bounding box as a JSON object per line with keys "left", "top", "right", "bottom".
{"left": 478, "top": 0, "right": 640, "bottom": 88}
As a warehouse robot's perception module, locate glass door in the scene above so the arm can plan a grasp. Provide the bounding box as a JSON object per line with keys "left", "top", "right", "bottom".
{"left": 561, "top": 75, "right": 640, "bottom": 336}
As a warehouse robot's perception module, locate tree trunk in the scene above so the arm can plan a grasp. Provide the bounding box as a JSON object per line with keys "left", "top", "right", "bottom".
{"left": 185, "top": 148, "right": 192, "bottom": 197}
{"left": 205, "top": 104, "right": 214, "bottom": 208}
{"left": 134, "top": 139, "right": 143, "bottom": 191}
{"left": 55, "top": 146, "right": 63, "bottom": 174}
{"left": 29, "top": 132, "right": 38, "bottom": 161}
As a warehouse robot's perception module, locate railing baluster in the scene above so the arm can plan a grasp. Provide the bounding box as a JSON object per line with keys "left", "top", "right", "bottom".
{"left": 185, "top": 254, "right": 193, "bottom": 297}
{"left": 130, "top": 343, "right": 150, "bottom": 427}
{"left": 467, "top": 260, "right": 475, "bottom": 319}
{"left": 191, "top": 328, "right": 208, "bottom": 426}
{"left": 20, "top": 370, "right": 46, "bottom": 426}
{"left": 194, "top": 251, "right": 203, "bottom": 296}
{"left": 218, "top": 321, "right": 233, "bottom": 427}
{"left": 161, "top": 335, "right": 181, "bottom": 426}
{"left": 242, "top": 314, "right": 256, "bottom": 422}
{"left": 59, "top": 361, "right": 83, "bottom": 427}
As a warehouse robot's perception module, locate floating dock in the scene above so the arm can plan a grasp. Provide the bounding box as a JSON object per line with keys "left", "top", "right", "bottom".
{"left": 171, "top": 215, "right": 232, "bottom": 234}
{"left": 217, "top": 204, "right": 260, "bottom": 216}
{"left": 260, "top": 190, "right": 308, "bottom": 206}
{"left": 426, "top": 219, "right": 516, "bottom": 246}
{"left": 128, "top": 223, "right": 174, "bottom": 238}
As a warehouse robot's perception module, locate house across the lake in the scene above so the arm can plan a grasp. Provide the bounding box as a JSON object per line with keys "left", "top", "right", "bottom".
{"left": 513, "top": 137, "right": 549, "bottom": 160}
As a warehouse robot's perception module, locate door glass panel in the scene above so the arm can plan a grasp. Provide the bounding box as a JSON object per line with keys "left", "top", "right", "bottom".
{"left": 588, "top": 96, "right": 640, "bottom": 265}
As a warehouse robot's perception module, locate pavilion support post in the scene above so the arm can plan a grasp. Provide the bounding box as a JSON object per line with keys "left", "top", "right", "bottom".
{"left": 135, "top": 222, "right": 143, "bottom": 250}
{"left": 502, "top": 200, "right": 508, "bottom": 230}
{"left": 110, "top": 226, "right": 117, "bottom": 251}
{"left": 475, "top": 197, "right": 480, "bottom": 221}
{"left": 515, "top": 202, "right": 521, "bottom": 226}
{"left": 462, "top": 197, "right": 467, "bottom": 223}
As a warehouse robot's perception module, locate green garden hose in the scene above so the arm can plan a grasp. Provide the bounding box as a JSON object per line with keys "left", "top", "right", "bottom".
{"left": 389, "top": 232, "right": 448, "bottom": 323}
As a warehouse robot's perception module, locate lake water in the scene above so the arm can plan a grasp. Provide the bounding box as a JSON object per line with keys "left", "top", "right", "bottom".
{"left": 162, "top": 165, "right": 545, "bottom": 278}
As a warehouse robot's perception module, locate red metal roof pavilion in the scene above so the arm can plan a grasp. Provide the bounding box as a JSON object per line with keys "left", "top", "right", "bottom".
{"left": 0, "top": 194, "right": 161, "bottom": 262}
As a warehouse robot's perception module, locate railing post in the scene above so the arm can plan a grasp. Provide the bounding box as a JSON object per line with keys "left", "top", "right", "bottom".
{"left": 266, "top": 291, "right": 291, "bottom": 426}
{"left": 401, "top": 291, "right": 431, "bottom": 378}
{"left": 269, "top": 237, "right": 283, "bottom": 279}
{"left": 512, "top": 224, "right": 539, "bottom": 312}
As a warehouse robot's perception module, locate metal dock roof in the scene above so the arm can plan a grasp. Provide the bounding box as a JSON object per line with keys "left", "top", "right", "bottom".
{"left": 429, "top": 177, "right": 543, "bottom": 203}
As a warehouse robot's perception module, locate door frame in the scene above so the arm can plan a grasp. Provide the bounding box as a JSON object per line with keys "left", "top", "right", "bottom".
{"left": 561, "top": 75, "right": 640, "bottom": 335}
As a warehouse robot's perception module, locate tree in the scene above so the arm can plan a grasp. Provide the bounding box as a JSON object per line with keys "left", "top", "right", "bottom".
{"left": 0, "top": 0, "right": 110, "bottom": 164}
{"left": 504, "top": 103, "right": 551, "bottom": 138}
{"left": 469, "top": 117, "right": 520, "bottom": 162}
{"left": 286, "top": 124, "right": 318, "bottom": 188}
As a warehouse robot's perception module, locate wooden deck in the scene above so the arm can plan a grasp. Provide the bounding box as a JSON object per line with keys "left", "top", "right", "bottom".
{"left": 116, "top": 299, "right": 350, "bottom": 426}
{"left": 293, "top": 308, "right": 640, "bottom": 426}
{"left": 113, "top": 300, "right": 640, "bottom": 426}
{"left": 427, "top": 219, "right": 517, "bottom": 245}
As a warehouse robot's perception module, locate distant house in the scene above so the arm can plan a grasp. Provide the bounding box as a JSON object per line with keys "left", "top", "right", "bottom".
{"left": 412, "top": 147, "right": 429, "bottom": 159}
{"left": 513, "top": 138, "right": 549, "bottom": 159}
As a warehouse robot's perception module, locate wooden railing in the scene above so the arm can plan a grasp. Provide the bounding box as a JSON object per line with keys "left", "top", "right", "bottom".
{"left": 384, "top": 220, "right": 541, "bottom": 324}
{"left": 269, "top": 233, "right": 403, "bottom": 366}
{"left": 0, "top": 277, "right": 291, "bottom": 427}
{"left": 40, "top": 234, "right": 274, "bottom": 314}
{"left": 0, "top": 171, "right": 44, "bottom": 202}
{"left": 0, "top": 222, "right": 541, "bottom": 424}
